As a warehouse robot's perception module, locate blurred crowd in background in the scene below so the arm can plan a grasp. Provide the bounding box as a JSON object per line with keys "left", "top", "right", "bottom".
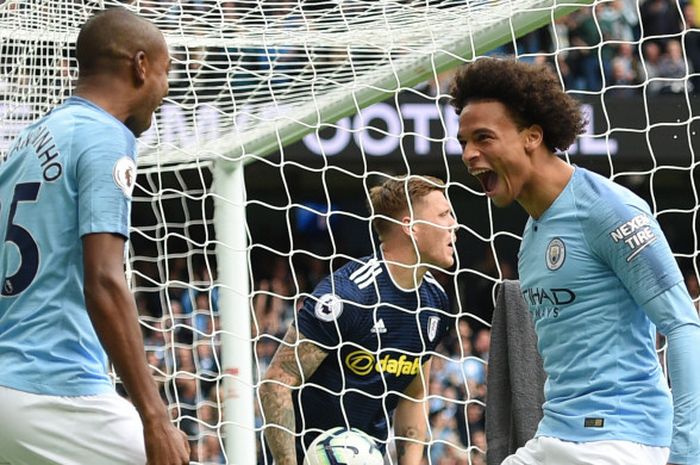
{"left": 25, "top": 0, "right": 686, "bottom": 105}
{"left": 2, "top": 0, "right": 699, "bottom": 98}
{"left": 422, "top": 0, "right": 700, "bottom": 96}
{"left": 0, "top": 0, "right": 700, "bottom": 105}
{"left": 157, "top": 0, "right": 700, "bottom": 100}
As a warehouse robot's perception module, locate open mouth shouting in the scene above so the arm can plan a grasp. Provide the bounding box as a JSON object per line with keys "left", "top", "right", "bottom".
{"left": 471, "top": 168, "right": 498, "bottom": 196}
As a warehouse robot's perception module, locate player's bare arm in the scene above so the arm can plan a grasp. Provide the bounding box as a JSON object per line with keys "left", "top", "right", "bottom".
{"left": 394, "top": 359, "right": 431, "bottom": 465}
{"left": 82, "top": 233, "right": 190, "bottom": 465}
{"left": 260, "top": 325, "right": 329, "bottom": 465}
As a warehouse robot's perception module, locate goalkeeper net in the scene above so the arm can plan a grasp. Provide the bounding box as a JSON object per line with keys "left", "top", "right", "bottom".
{"left": 2, "top": 1, "right": 698, "bottom": 464}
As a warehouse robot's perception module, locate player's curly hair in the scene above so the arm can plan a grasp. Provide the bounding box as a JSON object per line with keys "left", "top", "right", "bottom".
{"left": 449, "top": 58, "right": 586, "bottom": 153}
{"left": 369, "top": 175, "right": 445, "bottom": 241}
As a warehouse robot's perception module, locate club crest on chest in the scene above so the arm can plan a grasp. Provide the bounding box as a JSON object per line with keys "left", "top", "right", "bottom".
{"left": 545, "top": 237, "right": 566, "bottom": 271}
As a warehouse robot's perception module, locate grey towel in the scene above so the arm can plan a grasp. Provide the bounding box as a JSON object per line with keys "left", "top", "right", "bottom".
{"left": 485, "top": 279, "right": 546, "bottom": 465}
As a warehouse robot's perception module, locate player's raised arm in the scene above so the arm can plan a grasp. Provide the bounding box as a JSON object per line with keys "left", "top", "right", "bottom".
{"left": 451, "top": 59, "right": 687, "bottom": 465}
{"left": 393, "top": 359, "right": 431, "bottom": 465}
{"left": 260, "top": 325, "right": 329, "bottom": 465}
{"left": 83, "top": 233, "right": 190, "bottom": 465}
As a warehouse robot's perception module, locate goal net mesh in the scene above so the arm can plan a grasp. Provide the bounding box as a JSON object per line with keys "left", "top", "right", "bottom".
{"left": 1, "top": 0, "right": 698, "bottom": 464}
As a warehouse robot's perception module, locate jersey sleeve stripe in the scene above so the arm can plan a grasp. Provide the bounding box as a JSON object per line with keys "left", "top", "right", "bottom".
{"left": 349, "top": 258, "right": 378, "bottom": 281}
{"left": 356, "top": 268, "right": 383, "bottom": 290}
{"left": 350, "top": 262, "right": 381, "bottom": 285}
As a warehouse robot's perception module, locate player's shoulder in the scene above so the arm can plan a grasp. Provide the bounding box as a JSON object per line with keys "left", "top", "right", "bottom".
{"left": 326, "top": 255, "right": 382, "bottom": 301}
{"left": 572, "top": 167, "right": 650, "bottom": 215}
{"left": 423, "top": 271, "right": 448, "bottom": 298}
{"left": 55, "top": 97, "right": 135, "bottom": 155}
{"left": 571, "top": 166, "right": 652, "bottom": 229}
{"left": 302, "top": 256, "right": 379, "bottom": 326}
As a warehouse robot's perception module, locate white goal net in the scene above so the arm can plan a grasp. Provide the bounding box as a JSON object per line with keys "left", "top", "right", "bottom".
{"left": 1, "top": 1, "right": 698, "bottom": 464}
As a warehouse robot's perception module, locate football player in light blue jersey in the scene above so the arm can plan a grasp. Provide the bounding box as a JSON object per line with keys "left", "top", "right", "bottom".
{"left": 0, "top": 8, "right": 189, "bottom": 465}
{"left": 451, "top": 59, "right": 700, "bottom": 465}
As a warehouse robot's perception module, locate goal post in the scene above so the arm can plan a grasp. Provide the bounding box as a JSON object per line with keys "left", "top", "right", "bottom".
{"left": 212, "top": 160, "right": 254, "bottom": 465}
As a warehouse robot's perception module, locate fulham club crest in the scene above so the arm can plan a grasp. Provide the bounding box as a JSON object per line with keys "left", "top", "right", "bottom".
{"left": 427, "top": 316, "right": 440, "bottom": 342}
{"left": 113, "top": 156, "right": 137, "bottom": 199}
{"left": 545, "top": 237, "right": 566, "bottom": 271}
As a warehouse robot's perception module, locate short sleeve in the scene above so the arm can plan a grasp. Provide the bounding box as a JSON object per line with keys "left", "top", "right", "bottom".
{"left": 76, "top": 123, "right": 136, "bottom": 239}
{"left": 584, "top": 198, "right": 683, "bottom": 307}
{"left": 296, "top": 275, "right": 364, "bottom": 348}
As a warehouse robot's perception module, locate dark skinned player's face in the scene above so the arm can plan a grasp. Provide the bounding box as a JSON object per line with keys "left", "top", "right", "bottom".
{"left": 458, "top": 100, "right": 534, "bottom": 208}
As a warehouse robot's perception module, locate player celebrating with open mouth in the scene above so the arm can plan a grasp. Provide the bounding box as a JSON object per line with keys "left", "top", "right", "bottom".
{"left": 451, "top": 58, "right": 700, "bottom": 465}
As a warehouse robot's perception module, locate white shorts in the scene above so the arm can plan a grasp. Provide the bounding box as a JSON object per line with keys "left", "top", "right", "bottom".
{"left": 501, "top": 436, "right": 670, "bottom": 465}
{"left": 0, "top": 384, "right": 146, "bottom": 465}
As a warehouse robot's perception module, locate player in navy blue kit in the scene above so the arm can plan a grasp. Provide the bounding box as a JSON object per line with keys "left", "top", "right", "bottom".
{"left": 0, "top": 9, "right": 189, "bottom": 465}
{"left": 260, "top": 176, "right": 457, "bottom": 465}
{"left": 451, "top": 59, "right": 700, "bottom": 465}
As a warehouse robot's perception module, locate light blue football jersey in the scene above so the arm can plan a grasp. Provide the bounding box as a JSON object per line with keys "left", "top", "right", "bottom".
{"left": 518, "top": 166, "right": 684, "bottom": 447}
{"left": 0, "top": 96, "right": 136, "bottom": 396}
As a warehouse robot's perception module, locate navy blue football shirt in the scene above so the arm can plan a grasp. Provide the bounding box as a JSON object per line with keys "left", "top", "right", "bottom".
{"left": 293, "top": 255, "right": 452, "bottom": 455}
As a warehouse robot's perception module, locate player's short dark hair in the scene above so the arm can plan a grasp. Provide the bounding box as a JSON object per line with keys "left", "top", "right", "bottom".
{"left": 449, "top": 58, "right": 586, "bottom": 153}
{"left": 369, "top": 175, "right": 445, "bottom": 241}
{"left": 76, "top": 8, "right": 159, "bottom": 77}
